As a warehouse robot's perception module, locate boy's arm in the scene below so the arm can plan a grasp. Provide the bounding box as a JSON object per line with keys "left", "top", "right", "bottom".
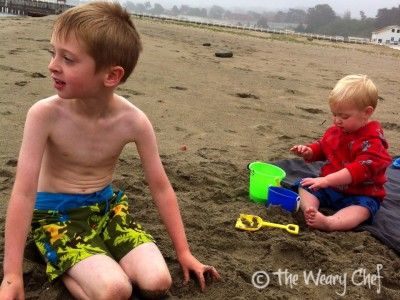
{"left": 0, "top": 103, "right": 50, "bottom": 298}
{"left": 300, "top": 168, "right": 352, "bottom": 190}
{"left": 344, "top": 138, "right": 392, "bottom": 185}
{"left": 134, "top": 113, "right": 219, "bottom": 290}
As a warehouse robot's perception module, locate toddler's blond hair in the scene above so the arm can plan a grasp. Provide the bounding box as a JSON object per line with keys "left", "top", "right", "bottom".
{"left": 329, "top": 74, "right": 378, "bottom": 110}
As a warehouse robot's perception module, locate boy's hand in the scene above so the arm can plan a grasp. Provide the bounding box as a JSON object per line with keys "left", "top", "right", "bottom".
{"left": 290, "top": 145, "right": 313, "bottom": 160}
{"left": 0, "top": 274, "right": 24, "bottom": 300}
{"left": 178, "top": 251, "right": 220, "bottom": 291}
{"left": 301, "top": 177, "right": 329, "bottom": 190}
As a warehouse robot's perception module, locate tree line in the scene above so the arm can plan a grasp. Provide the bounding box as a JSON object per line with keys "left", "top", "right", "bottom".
{"left": 125, "top": 2, "right": 400, "bottom": 38}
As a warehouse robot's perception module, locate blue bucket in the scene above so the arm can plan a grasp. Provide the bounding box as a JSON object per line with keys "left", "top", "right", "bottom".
{"left": 267, "top": 186, "right": 300, "bottom": 213}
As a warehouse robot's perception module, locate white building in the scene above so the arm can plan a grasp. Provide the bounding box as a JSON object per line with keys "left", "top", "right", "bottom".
{"left": 371, "top": 25, "right": 400, "bottom": 45}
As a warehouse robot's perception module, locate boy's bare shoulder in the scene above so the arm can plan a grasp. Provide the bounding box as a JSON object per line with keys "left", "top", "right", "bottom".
{"left": 114, "top": 94, "right": 150, "bottom": 124}
{"left": 27, "top": 95, "right": 62, "bottom": 119}
{"left": 109, "top": 95, "right": 155, "bottom": 143}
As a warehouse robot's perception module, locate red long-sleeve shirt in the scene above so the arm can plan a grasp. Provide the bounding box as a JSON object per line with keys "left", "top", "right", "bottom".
{"left": 307, "top": 121, "right": 392, "bottom": 200}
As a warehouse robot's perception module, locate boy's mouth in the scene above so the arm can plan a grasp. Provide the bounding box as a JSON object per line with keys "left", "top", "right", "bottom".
{"left": 52, "top": 77, "right": 65, "bottom": 89}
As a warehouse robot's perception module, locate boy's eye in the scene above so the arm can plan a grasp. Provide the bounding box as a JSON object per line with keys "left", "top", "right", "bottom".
{"left": 48, "top": 49, "right": 55, "bottom": 56}
{"left": 64, "top": 56, "right": 74, "bottom": 63}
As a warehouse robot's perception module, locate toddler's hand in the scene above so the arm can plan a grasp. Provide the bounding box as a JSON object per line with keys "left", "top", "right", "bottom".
{"left": 301, "top": 177, "right": 329, "bottom": 190}
{"left": 290, "top": 145, "right": 313, "bottom": 160}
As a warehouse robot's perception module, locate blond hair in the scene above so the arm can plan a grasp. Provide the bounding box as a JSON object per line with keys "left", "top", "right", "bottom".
{"left": 328, "top": 74, "right": 378, "bottom": 110}
{"left": 53, "top": 1, "right": 142, "bottom": 83}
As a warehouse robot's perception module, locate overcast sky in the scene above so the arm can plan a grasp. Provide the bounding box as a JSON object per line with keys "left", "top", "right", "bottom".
{"left": 143, "top": 1, "right": 400, "bottom": 18}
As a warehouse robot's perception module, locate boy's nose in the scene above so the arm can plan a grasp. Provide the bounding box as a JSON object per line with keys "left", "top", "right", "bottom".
{"left": 333, "top": 116, "right": 341, "bottom": 125}
{"left": 48, "top": 58, "right": 60, "bottom": 73}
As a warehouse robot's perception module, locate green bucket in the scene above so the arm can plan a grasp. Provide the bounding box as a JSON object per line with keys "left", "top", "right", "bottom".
{"left": 248, "top": 162, "right": 286, "bottom": 204}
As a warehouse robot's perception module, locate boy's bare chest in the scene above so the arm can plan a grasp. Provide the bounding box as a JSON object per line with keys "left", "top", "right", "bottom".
{"left": 48, "top": 116, "right": 129, "bottom": 166}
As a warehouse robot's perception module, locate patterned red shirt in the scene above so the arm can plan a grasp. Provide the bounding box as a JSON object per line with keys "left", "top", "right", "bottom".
{"left": 307, "top": 121, "right": 392, "bottom": 200}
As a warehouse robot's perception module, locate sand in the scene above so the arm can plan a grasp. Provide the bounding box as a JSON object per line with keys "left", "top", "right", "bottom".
{"left": 0, "top": 15, "right": 400, "bottom": 300}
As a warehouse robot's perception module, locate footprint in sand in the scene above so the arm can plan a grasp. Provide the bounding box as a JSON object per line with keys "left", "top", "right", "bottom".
{"left": 224, "top": 129, "right": 237, "bottom": 133}
{"left": 0, "top": 169, "right": 14, "bottom": 177}
{"left": 296, "top": 106, "right": 324, "bottom": 114}
{"left": 8, "top": 48, "right": 24, "bottom": 55}
{"left": 381, "top": 122, "right": 400, "bottom": 131}
{"left": 174, "top": 126, "right": 186, "bottom": 132}
{"left": 6, "top": 159, "right": 17, "bottom": 167}
{"left": 117, "top": 87, "right": 144, "bottom": 95}
{"left": 252, "top": 124, "right": 273, "bottom": 136}
{"left": 235, "top": 92, "right": 259, "bottom": 99}
{"left": 169, "top": 86, "right": 187, "bottom": 91}
{"left": 196, "top": 147, "right": 228, "bottom": 160}
{"left": 0, "top": 168, "right": 14, "bottom": 190}
{"left": 277, "top": 111, "right": 295, "bottom": 117}
{"left": 30, "top": 72, "right": 46, "bottom": 78}
{"left": 233, "top": 66, "right": 252, "bottom": 72}
{"left": 15, "top": 81, "right": 28, "bottom": 86}
{"left": 0, "top": 65, "right": 25, "bottom": 73}
{"left": 286, "top": 89, "right": 306, "bottom": 96}
{"left": 268, "top": 75, "right": 286, "bottom": 80}
{"left": 278, "top": 135, "right": 294, "bottom": 141}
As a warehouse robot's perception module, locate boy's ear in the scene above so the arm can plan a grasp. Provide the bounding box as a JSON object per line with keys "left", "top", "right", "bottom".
{"left": 364, "top": 106, "right": 374, "bottom": 117}
{"left": 104, "top": 66, "right": 125, "bottom": 87}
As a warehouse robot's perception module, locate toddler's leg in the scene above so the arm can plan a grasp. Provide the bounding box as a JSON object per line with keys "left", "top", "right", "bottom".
{"left": 305, "top": 205, "right": 370, "bottom": 231}
{"left": 62, "top": 254, "right": 132, "bottom": 300}
{"left": 299, "top": 187, "right": 320, "bottom": 223}
{"left": 119, "top": 242, "right": 172, "bottom": 298}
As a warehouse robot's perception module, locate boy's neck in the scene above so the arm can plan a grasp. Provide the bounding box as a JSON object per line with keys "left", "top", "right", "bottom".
{"left": 69, "top": 91, "right": 116, "bottom": 118}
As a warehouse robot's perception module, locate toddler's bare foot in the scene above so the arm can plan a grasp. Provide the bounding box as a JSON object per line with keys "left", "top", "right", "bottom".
{"left": 304, "top": 207, "right": 331, "bottom": 231}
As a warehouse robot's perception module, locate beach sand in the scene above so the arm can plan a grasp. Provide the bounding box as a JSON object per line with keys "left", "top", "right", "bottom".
{"left": 0, "top": 15, "right": 400, "bottom": 299}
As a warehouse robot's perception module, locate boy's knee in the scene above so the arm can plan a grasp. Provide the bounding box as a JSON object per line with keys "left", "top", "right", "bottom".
{"left": 138, "top": 271, "right": 172, "bottom": 298}
{"left": 96, "top": 278, "right": 132, "bottom": 300}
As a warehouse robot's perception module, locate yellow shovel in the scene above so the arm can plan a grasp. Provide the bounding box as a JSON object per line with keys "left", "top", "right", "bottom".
{"left": 235, "top": 214, "right": 299, "bottom": 235}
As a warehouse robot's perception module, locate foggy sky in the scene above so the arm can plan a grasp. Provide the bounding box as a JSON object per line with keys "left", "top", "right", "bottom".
{"left": 145, "top": 0, "right": 400, "bottom": 18}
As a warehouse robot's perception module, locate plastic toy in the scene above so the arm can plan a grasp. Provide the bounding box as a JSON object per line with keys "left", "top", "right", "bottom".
{"left": 235, "top": 214, "right": 299, "bottom": 235}
{"left": 392, "top": 157, "right": 400, "bottom": 169}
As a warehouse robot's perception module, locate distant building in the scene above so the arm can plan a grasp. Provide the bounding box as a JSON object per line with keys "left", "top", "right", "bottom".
{"left": 371, "top": 25, "right": 400, "bottom": 45}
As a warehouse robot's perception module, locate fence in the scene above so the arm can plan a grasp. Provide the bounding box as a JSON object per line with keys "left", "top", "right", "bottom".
{"left": 132, "top": 12, "right": 372, "bottom": 45}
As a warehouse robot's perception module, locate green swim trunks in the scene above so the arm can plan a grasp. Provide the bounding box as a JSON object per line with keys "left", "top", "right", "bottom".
{"left": 31, "top": 186, "right": 154, "bottom": 281}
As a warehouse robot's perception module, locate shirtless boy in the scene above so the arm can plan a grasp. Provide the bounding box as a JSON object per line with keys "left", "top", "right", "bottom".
{"left": 0, "top": 2, "right": 219, "bottom": 299}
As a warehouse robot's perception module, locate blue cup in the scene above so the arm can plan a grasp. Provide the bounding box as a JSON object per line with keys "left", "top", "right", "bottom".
{"left": 267, "top": 186, "right": 300, "bottom": 213}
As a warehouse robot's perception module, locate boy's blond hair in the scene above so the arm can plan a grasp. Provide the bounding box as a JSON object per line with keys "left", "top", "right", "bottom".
{"left": 53, "top": 1, "right": 142, "bottom": 83}
{"left": 328, "top": 74, "right": 378, "bottom": 110}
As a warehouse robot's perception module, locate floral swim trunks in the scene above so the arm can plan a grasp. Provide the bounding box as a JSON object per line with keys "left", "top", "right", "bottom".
{"left": 32, "top": 185, "right": 154, "bottom": 281}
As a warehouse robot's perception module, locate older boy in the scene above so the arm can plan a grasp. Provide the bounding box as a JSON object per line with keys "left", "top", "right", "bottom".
{"left": 0, "top": 2, "right": 219, "bottom": 299}
{"left": 290, "top": 74, "right": 392, "bottom": 231}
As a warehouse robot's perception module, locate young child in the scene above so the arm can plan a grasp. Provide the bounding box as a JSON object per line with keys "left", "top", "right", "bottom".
{"left": 0, "top": 2, "right": 219, "bottom": 299}
{"left": 290, "top": 74, "right": 392, "bottom": 232}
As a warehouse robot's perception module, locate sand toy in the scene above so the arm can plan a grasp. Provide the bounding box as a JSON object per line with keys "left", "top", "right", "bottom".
{"left": 248, "top": 162, "right": 286, "bottom": 204}
{"left": 235, "top": 214, "right": 299, "bottom": 235}
{"left": 392, "top": 157, "right": 400, "bottom": 169}
{"left": 267, "top": 186, "right": 300, "bottom": 213}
